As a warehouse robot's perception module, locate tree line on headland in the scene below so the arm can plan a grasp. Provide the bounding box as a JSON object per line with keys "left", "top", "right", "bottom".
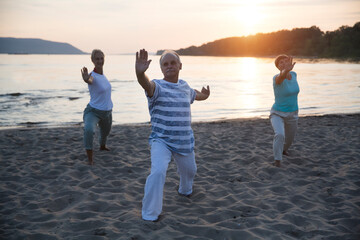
{"left": 157, "top": 22, "right": 360, "bottom": 59}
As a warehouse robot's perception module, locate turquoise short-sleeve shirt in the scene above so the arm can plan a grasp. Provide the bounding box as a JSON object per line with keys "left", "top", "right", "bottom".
{"left": 272, "top": 71, "right": 300, "bottom": 112}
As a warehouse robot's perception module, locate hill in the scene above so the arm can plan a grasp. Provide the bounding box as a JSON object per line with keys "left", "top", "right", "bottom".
{"left": 0, "top": 38, "right": 86, "bottom": 54}
{"left": 157, "top": 22, "right": 360, "bottom": 58}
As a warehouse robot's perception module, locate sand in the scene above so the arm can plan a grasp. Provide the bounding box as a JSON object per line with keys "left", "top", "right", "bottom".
{"left": 1, "top": 114, "right": 359, "bottom": 240}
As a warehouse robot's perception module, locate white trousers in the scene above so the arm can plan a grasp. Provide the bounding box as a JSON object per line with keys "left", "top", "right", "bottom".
{"left": 270, "top": 110, "right": 298, "bottom": 161}
{"left": 142, "top": 140, "right": 197, "bottom": 221}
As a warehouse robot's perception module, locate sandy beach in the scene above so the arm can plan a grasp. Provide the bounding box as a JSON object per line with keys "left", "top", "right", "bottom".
{"left": 1, "top": 114, "right": 359, "bottom": 240}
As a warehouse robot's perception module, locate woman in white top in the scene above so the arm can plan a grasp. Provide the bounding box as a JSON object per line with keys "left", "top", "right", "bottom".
{"left": 81, "top": 49, "right": 113, "bottom": 165}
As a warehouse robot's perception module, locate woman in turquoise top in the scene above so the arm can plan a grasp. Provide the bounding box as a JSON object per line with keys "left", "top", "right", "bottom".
{"left": 270, "top": 55, "right": 299, "bottom": 167}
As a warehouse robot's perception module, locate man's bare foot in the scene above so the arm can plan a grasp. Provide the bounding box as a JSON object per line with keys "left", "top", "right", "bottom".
{"left": 177, "top": 185, "right": 192, "bottom": 198}
{"left": 100, "top": 145, "right": 110, "bottom": 151}
{"left": 86, "top": 149, "right": 94, "bottom": 165}
{"left": 283, "top": 150, "right": 290, "bottom": 156}
{"left": 151, "top": 214, "right": 164, "bottom": 222}
{"left": 274, "top": 160, "right": 281, "bottom": 167}
{"left": 178, "top": 191, "right": 192, "bottom": 198}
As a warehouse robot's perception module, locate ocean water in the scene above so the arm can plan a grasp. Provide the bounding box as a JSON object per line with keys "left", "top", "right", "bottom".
{"left": 0, "top": 54, "right": 359, "bottom": 128}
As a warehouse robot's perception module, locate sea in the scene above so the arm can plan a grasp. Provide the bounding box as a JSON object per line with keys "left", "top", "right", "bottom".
{"left": 0, "top": 54, "right": 359, "bottom": 129}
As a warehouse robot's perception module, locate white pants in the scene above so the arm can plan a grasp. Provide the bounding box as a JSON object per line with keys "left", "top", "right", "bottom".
{"left": 142, "top": 140, "right": 197, "bottom": 221}
{"left": 270, "top": 110, "right": 298, "bottom": 161}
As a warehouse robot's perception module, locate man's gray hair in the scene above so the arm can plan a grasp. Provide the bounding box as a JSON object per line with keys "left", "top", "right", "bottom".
{"left": 159, "top": 50, "right": 181, "bottom": 64}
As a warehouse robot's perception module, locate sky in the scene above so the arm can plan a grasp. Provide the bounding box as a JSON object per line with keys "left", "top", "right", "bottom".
{"left": 0, "top": 0, "right": 359, "bottom": 54}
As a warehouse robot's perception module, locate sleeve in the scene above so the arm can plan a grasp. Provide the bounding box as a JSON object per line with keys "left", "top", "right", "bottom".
{"left": 273, "top": 74, "right": 278, "bottom": 86}
{"left": 190, "top": 88, "right": 196, "bottom": 104}
{"left": 146, "top": 79, "right": 159, "bottom": 104}
{"left": 88, "top": 72, "right": 96, "bottom": 86}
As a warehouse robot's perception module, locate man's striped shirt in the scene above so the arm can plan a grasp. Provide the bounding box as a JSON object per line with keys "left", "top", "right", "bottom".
{"left": 147, "top": 79, "right": 196, "bottom": 154}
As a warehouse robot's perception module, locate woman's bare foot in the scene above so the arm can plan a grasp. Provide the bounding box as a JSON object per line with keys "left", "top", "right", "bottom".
{"left": 283, "top": 150, "right": 290, "bottom": 156}
{"left": 274, "top": 160, "right": 281, "bottom": 167}
{"left": 86, "top": 149, "right": 94, "bottom": 165}
{"left": 100, "top": 145, "right": 110, "bottom": 151}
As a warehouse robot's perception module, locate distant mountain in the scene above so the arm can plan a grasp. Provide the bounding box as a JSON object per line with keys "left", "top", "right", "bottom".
{"left": 157, "top": 22, "right": 360, "bottom": 58}
{"left": 0, "top": 38, "right": 86, "bottom": 54}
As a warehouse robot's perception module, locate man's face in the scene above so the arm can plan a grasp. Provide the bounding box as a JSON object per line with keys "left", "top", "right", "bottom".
{"left": 160, "top": 53, "right": 182, "bottom": 79}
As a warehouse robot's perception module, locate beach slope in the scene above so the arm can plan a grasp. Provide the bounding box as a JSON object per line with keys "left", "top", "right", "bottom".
{"left": 1, "top": 114, "right": 359, "bottom": 239}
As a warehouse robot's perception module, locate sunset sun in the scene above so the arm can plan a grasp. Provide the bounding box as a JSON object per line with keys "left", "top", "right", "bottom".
{"left": 236, "top": 2, "right": 264, "bottom": 35}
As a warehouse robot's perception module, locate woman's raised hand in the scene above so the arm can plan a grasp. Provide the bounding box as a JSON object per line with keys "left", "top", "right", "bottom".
{"left": 285, "top": 56, "right": 296, "bottom": 72}
{"left": 81, "top": 67, "right": 91, "bottom": 83}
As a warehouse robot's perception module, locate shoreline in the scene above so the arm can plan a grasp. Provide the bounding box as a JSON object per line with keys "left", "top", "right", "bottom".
{"left": 1, "top": 113, "right": 359, "bottom": 239}
{"left": 1, "top": 112, "right": 359, "bottom": 131}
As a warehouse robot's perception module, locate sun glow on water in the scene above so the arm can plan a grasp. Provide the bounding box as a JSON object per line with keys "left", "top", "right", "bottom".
{"left": 236, "top": 57, "right": 260, "bottom": 112}
{"left": 1, "top": 55, "right": 359, "bottom": 127}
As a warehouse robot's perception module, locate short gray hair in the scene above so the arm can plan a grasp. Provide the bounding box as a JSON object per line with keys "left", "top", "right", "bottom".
{"left": 159, "top": 50, "right": 181, "bottom": 64}
{"left": 91, "top": 49, "right": 104, "bottom": 61}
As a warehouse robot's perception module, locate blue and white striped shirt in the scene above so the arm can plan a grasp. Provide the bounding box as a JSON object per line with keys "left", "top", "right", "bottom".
{"left": 147, "top": 79, "right": 197, "bottom": 154}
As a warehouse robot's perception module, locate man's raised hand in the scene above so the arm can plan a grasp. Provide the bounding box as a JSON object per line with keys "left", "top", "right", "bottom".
{"left": 136, "top": 49, "right": 152, "bottom": 75}
{"left": 201, "top": 85, "right": 210, "bottom": 99}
